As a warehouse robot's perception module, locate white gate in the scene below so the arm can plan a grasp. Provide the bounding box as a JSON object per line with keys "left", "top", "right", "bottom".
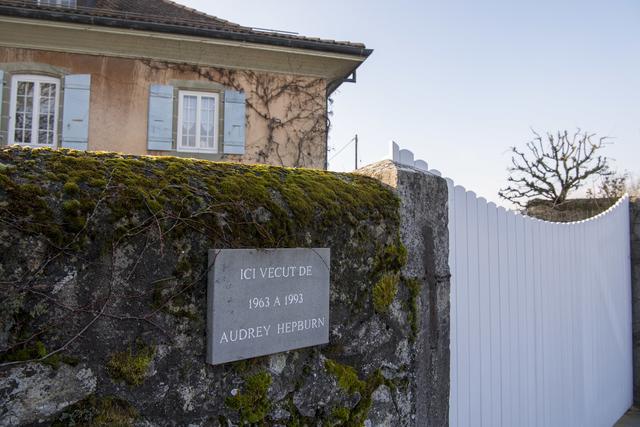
{"left": 388, "top": 142, "right": 633, "bottom": 427}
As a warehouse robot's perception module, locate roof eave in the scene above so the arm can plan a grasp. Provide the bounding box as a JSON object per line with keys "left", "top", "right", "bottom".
{"left": 326, "top": 57, "right": 372, "bottom": 97}
{"left": 0, "top": 6, "right": 373, "bottom": 58}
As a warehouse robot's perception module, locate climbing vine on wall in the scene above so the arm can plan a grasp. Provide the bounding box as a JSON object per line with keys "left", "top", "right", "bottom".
{"left": 141, "top": 60, "right": 330, "bottom": 168}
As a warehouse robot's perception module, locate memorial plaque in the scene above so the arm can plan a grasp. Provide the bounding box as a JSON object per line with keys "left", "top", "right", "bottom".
{"left": 207, "top": 248, "right": 330, "bottom": 365}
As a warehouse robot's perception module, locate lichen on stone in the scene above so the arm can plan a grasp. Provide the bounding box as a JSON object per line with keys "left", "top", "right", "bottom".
{"left": 1, "top": 363, "right": 97, "bottom": 425}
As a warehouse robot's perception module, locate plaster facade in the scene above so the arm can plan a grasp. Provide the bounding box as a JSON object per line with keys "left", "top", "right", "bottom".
{"left": 0, "top": 47, "right": 328, "bottom": 168}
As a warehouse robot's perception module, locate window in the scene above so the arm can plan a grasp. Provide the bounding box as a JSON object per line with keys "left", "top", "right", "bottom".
{"left": 8, "top": 75, "right": 60, "bottom": 147}
{"left": 37, "top": 0, "right": 77, "bottom": 7}
{"left": 177, "top": 91, "right": 219, "bottom": 153}
{"left": 147, "top": 84, "right": 244, "bottom": 154}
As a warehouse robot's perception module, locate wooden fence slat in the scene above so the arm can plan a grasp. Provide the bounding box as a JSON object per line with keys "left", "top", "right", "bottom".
{"left": 447, "top": 178, "right": 458, "bottom": 427}
{"left": 477, "top": 197, "right": 492, "bottom": 427}
{"left": 496, "top": 207, "right": 510, "bottom": 427}
{"left": 454, "top": 185, "right": 470, "bottom": 427}
{"left": 487, "top": 202, "right": 502, "bottom": 427}
{"left": 524, "top": 217, "right": 536, "bottom": 426}
{"left": 466, "top": 191, "right": 482, "bottom": 424}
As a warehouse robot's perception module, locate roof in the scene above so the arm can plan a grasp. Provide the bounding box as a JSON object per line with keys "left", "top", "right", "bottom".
{"left": 0, "top": 0, "right": 372, "bottom": 57}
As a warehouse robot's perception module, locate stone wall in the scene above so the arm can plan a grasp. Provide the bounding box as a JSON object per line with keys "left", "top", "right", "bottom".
{"left": 526, "top": 198, "right": 617, "bottom": 222}
{"left": 358, "top": 161, "right": 450, "bottom": 426}
{"left": 0, "top": 147, "right": 451, "bottom": 426}
{"left": 631, "top": 200, "right": 640, "bottom": 406}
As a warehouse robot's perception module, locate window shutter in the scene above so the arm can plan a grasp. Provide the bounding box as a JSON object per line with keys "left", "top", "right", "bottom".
{"left": 223, "top": 89, "right": 246, "bottom": 154}
{"left": 147, "top": 84, "right": 174, "bottom": 151}
{"left": 61, "top": 74, "right": 91, "bottom": 150}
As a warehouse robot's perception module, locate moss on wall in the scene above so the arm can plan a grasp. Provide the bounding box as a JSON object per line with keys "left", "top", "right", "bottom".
{"left": 0, "top": 340, "right": 79, "bottom": 369}
{"left": 324, "top": 359, "right": 366, "bottom": 395}
{"left": 52, "top": 396, "right": 138, "bottom": 427}
{"left": 372, "top": 273, "right": 399, "bottom": 314}
{"left": 224, "top": 371, "right": 272, "bottom": 424}
{"left": 0, "top": 147, "right": 398, "bottom": 249}
{"left": 324, "top": 359, "right": 388, "bottom": 426}
{"left": 106, "top": 342, "right": 156, "bottom": 386}
{"left": 0, "top": 147, "right": 419, "bottom": 426}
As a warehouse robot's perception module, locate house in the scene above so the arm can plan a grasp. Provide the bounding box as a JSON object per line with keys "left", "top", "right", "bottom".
{"left": 0, "top": 0, "right": 371, "bottom": 168}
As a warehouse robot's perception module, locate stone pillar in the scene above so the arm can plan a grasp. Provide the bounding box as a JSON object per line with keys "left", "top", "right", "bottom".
{"left": 631, "top": 200, "right": 640, "bottom": 405}
{"left": 358, "top": 160, "right": 450, "bottom": 426}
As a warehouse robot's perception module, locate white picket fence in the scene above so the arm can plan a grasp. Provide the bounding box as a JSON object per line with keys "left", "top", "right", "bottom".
{"left": 388, "top": 142, "right": 633, "bottom": 427}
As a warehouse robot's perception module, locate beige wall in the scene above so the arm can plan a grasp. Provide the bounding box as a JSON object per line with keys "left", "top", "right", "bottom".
{"left": 0, "top": 48, "right": 329, "bottom": 169}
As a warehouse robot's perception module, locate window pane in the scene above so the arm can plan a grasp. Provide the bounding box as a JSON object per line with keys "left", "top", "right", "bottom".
{"left": 38, "top": 0, "right": 77, "bottom": 7}
{"left": 38, "top": 116, "right": 54, "bottom": 145}
{"left": 14, "top": 81, "right": 34, "bottom": 144}
{"left": 181, "top": 95, "right": 197, "bottom": 148}
{"left": 40, "top": 83, "right": 56, "bottom": 114}
{"left": 200, "top": 96, "right": 215, "bottom": 149}
{"left": 17, "top": 82, "right": 34, "bottom": 114}
{"left": 14, "top": 129, "right": 24, "bottom": 144}
{"left": 38, "top": 130, "right": 49, "bottom": 145}
{"left": 14, "top": 112, "right": 31, "bottom": 143}
{"left": 37, "top": 83, "right": 56, "bottom": 145}
{"left": 16, "top": 129, "right": 32, "bottom": 144}
{"left": 17, "top": 81, "right": 33, "bottom": 99}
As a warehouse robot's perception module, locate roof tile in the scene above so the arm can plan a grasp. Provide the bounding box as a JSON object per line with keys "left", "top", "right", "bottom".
{"left": 0, "top": 0, "right": 368, "bottom": 52}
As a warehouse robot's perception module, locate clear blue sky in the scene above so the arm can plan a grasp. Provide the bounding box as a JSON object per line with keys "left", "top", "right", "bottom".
{"left": 182, "top": 0, "right": 639, "bottom": 205}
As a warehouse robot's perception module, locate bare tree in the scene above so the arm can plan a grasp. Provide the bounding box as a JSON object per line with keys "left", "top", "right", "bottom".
{"left": 499, "top": 129, "right": 613, "bottom": 208}
{"left": 587, "top": 172, "right": 640, "bottom": 200}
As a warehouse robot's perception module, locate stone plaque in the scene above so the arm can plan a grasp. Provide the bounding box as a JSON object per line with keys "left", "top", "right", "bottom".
{"left": 207, "top": 248, "right": 330, "bottom": 365}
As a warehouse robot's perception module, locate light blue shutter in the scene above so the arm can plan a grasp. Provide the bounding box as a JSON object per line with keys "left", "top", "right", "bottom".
{"left": 61, "top": 74, "right": 91, "bottom": 150}
{"left": 223, "top": 89, "right": 246, "bottom": 154}
{"left": 147, "top": 84, "right": 174, "bottom": 151}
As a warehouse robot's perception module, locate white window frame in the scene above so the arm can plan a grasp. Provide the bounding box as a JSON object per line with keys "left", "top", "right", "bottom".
{"left": 37, "top": 0, "right": 77, "bottom": 7}
{"left": 177, "top": 90, "right": 220, "bottom": 154}
{"left": 8, "top": 74, "right": 61, "bottom": 148}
